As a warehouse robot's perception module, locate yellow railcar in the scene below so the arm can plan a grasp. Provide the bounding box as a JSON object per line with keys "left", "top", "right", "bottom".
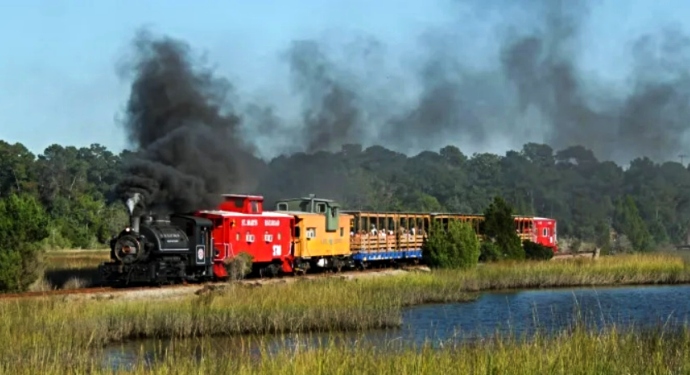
{"left": 275, "top": 195, "right": 352, "bottom": 274}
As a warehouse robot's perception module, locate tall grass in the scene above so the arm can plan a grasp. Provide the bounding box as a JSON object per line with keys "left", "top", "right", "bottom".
{"left": 39, "top": 249, "right": 110, "bottom": 289}
{"left": 0, "top": 273, "right": 474, "bottom": 350}
{"left": 116, "top": 325, "right": 690, "bottom": 375}
{"left": 1, "top": 253, "right": 690, "bottom": 373}
{"left": 35, "top": 251, "right": 690, "bottom": 292}
{"left": 460, "top": 253, "right": 690, "bottom": 290}
{"left": 43, "top": 249, "right": 110, "bottom": 270}
{"left": 4, "top": 322, "right": 690, "bottom": 374}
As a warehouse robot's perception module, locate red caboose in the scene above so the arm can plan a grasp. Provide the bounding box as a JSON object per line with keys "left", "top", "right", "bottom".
{"left": 532, "top": 217, "right": 558, "bottom": 252}
{"left": 515, "top": 216, "right": 558, "bottom": 253}
{"left": 196, "top": 194, "right": 295, "bottom": 279}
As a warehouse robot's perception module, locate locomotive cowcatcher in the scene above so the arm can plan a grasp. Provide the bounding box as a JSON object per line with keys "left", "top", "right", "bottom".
{"left": 99, "top": 212, "right": 216, "bottom": 286}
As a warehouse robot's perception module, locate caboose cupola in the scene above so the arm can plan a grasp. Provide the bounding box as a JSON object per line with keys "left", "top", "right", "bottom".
{"left": 219, "top": 194, "right": 263, "bottom": 214}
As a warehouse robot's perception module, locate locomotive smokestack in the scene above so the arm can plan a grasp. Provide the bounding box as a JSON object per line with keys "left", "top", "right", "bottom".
{"left": 126, "top": 193, "right": 142, "bottom": 233}
{"left": 125, "top": 193, "right": 142, "bottom": 215}
{"left": 130, "top": 216, "right": 141, "bottom": 233}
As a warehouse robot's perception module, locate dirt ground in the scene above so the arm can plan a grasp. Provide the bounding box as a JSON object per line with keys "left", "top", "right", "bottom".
{"left": 59, "top": 266, "right": 431, "bottom": 302}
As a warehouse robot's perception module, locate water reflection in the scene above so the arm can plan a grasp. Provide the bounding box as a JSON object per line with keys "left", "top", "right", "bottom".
{"left": 102, "top": 284, "right": 690, "bottom": 370}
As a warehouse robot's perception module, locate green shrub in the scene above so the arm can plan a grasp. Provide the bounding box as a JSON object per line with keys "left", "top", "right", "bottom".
{"left": 523, "top": 240, "right": 554, "bottom": 261}
{"left": 0, "top": 193, "right": 50, "bottom": 292}
{"left": 479, "top": 241, "right": 502, "bottom": 262}
{"left": 482, "top": 196, "right": 525, "bottom": 260}
{"left": 224, "top": 252, "right": 254, "bottom": 280}
{"left": 423, "top": 221, "right": 480, "bottom": 269}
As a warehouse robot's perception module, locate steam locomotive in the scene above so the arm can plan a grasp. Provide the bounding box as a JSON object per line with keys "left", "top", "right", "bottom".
{"left": 98, "top": 213, "right": 216, "bottom": 286}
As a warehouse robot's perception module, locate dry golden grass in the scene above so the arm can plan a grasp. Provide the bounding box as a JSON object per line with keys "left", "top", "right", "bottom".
{"left": 40, "top": 249, "right": 110, "bottom": 289}
{"left": 1, "top": 252, "right": 689, "bottom": 373}
{"left": 4, "top": 323, "right": 690, "bottom": 374}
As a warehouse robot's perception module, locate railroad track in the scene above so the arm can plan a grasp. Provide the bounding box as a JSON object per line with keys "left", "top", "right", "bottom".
{"left": 0, "top": 285, "right": 169, "bottom": 300}
{"left": 0, "top": 265, "right": 428, "bottom": 301}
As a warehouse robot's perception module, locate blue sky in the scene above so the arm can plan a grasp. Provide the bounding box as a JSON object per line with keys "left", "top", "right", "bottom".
{"left": 1, "top": 0, "right": 689, "bottom": 157}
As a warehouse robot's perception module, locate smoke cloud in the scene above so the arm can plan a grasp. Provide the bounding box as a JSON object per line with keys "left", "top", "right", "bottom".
{"left": 269, "top": 0, "right": 690, "bottom": 163}
{"left": 285, "top": 40, "right": 362, "bottom": 153}
{"left": 114, "top": 1, "right": 690, "bottom": 214}
{"left": 499, "top": 0, "right": 690, "bottom": 163}
{"left": 115, "top": 30, "right": 259, "bottom": 214}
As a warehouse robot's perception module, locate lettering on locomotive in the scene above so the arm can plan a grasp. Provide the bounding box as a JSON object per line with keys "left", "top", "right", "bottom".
{"left": 265, "top": 219, "right": 281, "bottom": 226}
{"left": 241, "top": 219, "right": 258, "bottom": 226}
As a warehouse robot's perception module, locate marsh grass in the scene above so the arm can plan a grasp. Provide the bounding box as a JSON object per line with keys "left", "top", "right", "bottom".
{"left": 109, "top": 324, "right": 690, "bottom": 375}
{"left": 41, "top": 249, "right": 109, "bottom": 288}
{"left": 2, "top": 253, "right": 690, "bottom": 373}
{"left": 43, "top": 249, "right": 110, "bottom": 269}
{"left": 0, "top": 273, "right": 475, "bottom": 350}
{"left": 5, "top": 320, "right": 690, "bottom": 374}
{"left": 459, "top": 253, "right": 690, "bottom": 290}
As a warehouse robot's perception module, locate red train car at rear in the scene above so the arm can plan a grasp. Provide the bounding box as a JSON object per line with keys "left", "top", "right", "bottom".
{"left": 515, "top": 216, "right": 558, "bottom": 252}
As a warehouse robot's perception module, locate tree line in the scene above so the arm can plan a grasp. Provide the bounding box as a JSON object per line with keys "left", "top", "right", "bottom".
{"left": 0, "top": 139, "right": 685, "bottom": 289}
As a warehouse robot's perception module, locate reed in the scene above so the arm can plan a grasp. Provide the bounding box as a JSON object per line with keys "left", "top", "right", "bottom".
{"left": 40, "top": 249, "right": 110, "bottom": 289}
{"left": 4, "top": 321, "right": 690, "bottom": 374}
{"left": 43, "top": 249, "right": 110, "bottom": 270}
{"left": 0, "top": 253, "right": 689, "bottom": 373}
{"left": 0, "top": 273, "right": 475, "bottom": 352}
{"left": 458, "top": 253, "right": 690, "bottom": 290}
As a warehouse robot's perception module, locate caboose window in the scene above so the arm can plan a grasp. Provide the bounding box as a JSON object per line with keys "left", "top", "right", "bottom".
{"left": 233, "top": 198, "right": 244, "bottom": 208}
{"left": 317, "top": 203, "right": 326, "bottom": 213}
{"left": 250, "top": 201, "right": 259, "bottom": 213}
{"left": 277, "top": 203, "right": 288, "bottom": 211}
{"left": 543, "top": 228, "right": 548, "bottom": 236}
{"left": 306, "top": 227, "right": 316, "bottom": 238}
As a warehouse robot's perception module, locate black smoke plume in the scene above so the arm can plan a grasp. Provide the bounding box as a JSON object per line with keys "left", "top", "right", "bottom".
{"left": 286, "top": 40, "right": 362, "bottom": 153}
{"left": 114, "top": 0, "right": 690, "bottom": 202}
{"left": 115, "top": 30, "right": 258, "bottom": 215}
{"left": 269, "top": 0, "right": 690, "bottom": 163}
{"left": 500, "top": 0, "right": 690, "bottom": 163}
{"left": 384, "top": 48, "right": 488, "bottom": 151}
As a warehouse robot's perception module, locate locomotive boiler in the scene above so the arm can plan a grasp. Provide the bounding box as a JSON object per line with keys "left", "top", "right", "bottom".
{"left": 99, "top": 195, "right": 216, "bottom": 286}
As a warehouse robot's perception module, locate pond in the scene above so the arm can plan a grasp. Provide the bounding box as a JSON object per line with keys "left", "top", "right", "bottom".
{"left": 103, "top": 284, "right": 690, "bottom": 370}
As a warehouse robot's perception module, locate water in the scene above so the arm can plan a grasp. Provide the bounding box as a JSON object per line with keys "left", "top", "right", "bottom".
{"left": 103, "top": 284, "right": 690, "bottom": 370}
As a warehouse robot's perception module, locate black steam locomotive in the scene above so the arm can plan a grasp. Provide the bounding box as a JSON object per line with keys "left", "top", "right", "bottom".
{"left": 99, "top": 213, "right": 216, "bottom": 286}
